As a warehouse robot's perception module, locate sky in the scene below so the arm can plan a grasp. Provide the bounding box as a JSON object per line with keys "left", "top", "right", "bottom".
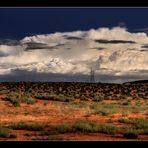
{"left": 0, "top": 8, "right": 148, "bottom": 39}
{"left": 0, "top": 8, "right": 148, "bottom": 83}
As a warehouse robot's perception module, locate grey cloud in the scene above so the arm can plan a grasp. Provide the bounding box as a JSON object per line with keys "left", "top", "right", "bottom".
{"left": 134, "top": 27, "right": 148, "bottom": 33}
{"left": 0, "top": 52, "right": 10, "bottom": 57}
{"left": 24, "top": 42, "right": 50, "bottom": 50}
{"left": 141, "top": 44, "right": 148, "bottom": 48}
{"left": 91, "top": 47, "right": 105, "bottom": 50}
{"left": 66, "top": 36, "right": 82, "bottom": 40}
{"left": 95, "top": 39, "right": 136, "bottom": 44}
{"left": 0, "top": 69, "right": 147, "bottom": 84}
{"left": 0, "top": 39, "right": 20, "bottom": 46}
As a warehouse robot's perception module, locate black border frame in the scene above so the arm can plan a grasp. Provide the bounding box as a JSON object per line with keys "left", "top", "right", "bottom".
{"left": 0, "top": 0, "right": 148, "bottom": 147}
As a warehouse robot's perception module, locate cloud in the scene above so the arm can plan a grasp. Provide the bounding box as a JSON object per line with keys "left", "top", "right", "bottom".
{"left": 117, "top": 22, "right": 126, "bottom": 28}
{"left": 0, "top": 69, "right": 147, "bottom": 84}
{"left": 0, "top": 45, "right": 23, "bottom": 57}
{"left": 94, "top": 39, "right": 136, "bottom": 44}
{"left": 134, "top": 27, "right": 148, "bottom": 33}
{"left": 141, "top": 44, "right": 148, "bottom": 48}
{"left": 0, "top": 39, "right": 20, "bottom": 46}
{"left": 0, "top": 27, "right": 148, "bottom": 83}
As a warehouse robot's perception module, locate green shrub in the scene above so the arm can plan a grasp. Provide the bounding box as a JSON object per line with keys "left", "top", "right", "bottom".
{"left": 73, "top": 121, "right": 117, "bottom": 134}
{"left": 93, "top": 110, "right": 111, "bottom": 116}
{"left": 97, "top": 124, "right": 117, "bottom": 134}
{"left": 55, "top": 124, "right": 73, "bottom": 133}
{"left": 5, "top": 92, "right": 36, "bottom": 106}
{"left": 10, "top": 122, "right": 27, "bottom": 129}
{"left": 72, "top": 120, "right": 95, "bottom": 132}
{"left": 10, "top": 122, "right": 45, "bottom": 131}
{"left": 35, "top": 94, "right": 54, "bottom": 100}
{"left": 24, "top": 97, "right": 36, "bottom": 104}
{"left": 76, "top": 102, "right": 88, "bottom": 108}
{"left": 55, "top": 120, "right": 118, "bottom": 135}
{"left": 56, "top": 94, "right": 66, "bottom": 101}
{"left": 75, "top": 93, "right": 80, "bottom": 98}
{"left": 0, "top": 128, "right": 10, "bottom": 138}
{"left": 122, "top": 102, "right": 130, "bottom": 105}
{"left": 9, "top": 134, "right": 17, "bottom": 138}
{"left": 5, "top": 97, "right": 20, "bottom": 107}
{"left": 123, "top": 129, "right": 139, "bottom": 139}
{"left": 54, "top": 94, "right": 74, "bottom": 102}
{"left": 93, "top": 96, "right": 104, "bottom": 102}
{"left": 118, "top": 118, "right": 133, "bottom": 124}
{"left": 134, "top": 118, "right": 148, "bottom": 130}
{"left": 141, "top": 129, "right": 148, "bottom": 135}
{"left": 80, "top": 95, "right": 87, "bottom": 100}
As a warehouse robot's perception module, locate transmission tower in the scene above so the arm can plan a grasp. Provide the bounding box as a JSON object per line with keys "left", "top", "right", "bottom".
{"left": 90, "top": 68, "right": 95, "bottom": 83}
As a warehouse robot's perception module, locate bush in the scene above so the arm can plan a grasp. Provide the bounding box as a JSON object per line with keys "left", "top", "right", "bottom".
{"left": 5, "top": 92, "right": 36, "bottom": 106}
{"left": 35, "top": 93, "right": 74, "bottom": 102}
{"left": 10, "top": 122, "right": 27, "bottom": 130}
{"left": 5, "top": 96, "right": 20, "bottom": 107}
{"left": 0, "top": 128, "right": 10, "bottom": 138}
{"left": 55, "top": 124, "right": 73, "bottom": 133}
{"left": 10, "top": 122, "right": 45, "bottom": 131}
{"left": 35, "top": 94, "right": 54, "bottom": 100}
{"left": 24, "top": 97, "right": 36, "bottom": 104}
{"left": 122, "top": 102, "right": 130, "bottom": 105}
{"left": 54, "top": 94, "right": 74, "bottom": 102}
{"left": 98, "top": 124, "right": 117, "bottom": 134}
{"left": 9, "top": 134, "right": 17, "bottom": 138}
{"left": 123, "top": 129, "right": 139, "bottom": 139}
{"left": 80, "top": 95, "right": 87, "bottom": 100}
{"left": 94, "top": 110, "right": 111, "bottom": 116}
{"left": 72, "top": 120, "right": 95, "bottom": 132}
{"left": 55, "top": 120, "right": 118, "bottom": 135}
{"left": 73, "top": 121, "right": 117, "bottom": 134}
{"left": 118, "top": 118, "right": 133, "bottom": 124}
{"left": 93, "top": 96, "right": 104, "bottom": 102}
{"left": 134, "top": 118, "right": 148, "bottom": 130}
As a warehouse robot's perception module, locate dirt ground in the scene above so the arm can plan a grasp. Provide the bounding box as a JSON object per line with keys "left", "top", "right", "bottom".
{"left": 0, "top": 94, "right": 148, "bottom": 141}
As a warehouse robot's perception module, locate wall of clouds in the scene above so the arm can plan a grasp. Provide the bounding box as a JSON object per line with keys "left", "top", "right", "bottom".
{"left": 0, "top": 27, "right": 148, "bottom": 83}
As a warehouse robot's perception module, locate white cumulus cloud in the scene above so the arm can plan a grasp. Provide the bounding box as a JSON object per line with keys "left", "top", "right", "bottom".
{"left": 0, "top": 26, "right": 148, "bottom": 83}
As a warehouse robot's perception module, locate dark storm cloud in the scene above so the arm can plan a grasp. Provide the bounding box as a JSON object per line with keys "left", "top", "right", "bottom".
{"left": 91, "top": 47, "right": 105, "bottom": 50}
{"left": 66, "top": 48, "right": 71, "bottom": 50}
{"left": 134, "top": 27, "right": 148, "bottom": 34}
{"left": 141, "top": 44, "right": 148, "bottom": 48}
{"left": 24, "top": 42, "right": 66, "bottom": 51}
{"left": 0, "top": 69, "right": 91, "bottom": 82}
{"left": 95, "top": 39, "right": 136, "bottom": 44}
{"left": 0, "top": 39, "right": 20, "bottom": 46}
{"left": 66, "top": 36, "right": 82, "bottom": 40}
{"left": 0, "top": 52, "right": 10, "bottom": 57}
{"left": 0, "top": 69, "right": 147, "bottom": 84}
{"left": 24, "top": 42, "right": 50, "bottom": 50}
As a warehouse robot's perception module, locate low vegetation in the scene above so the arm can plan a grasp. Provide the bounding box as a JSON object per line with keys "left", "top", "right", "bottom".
{"left": 55, "top": 120, "right": 118, "bottom": 134}
{"left": 9, "top": 122, "right": 46, "bottom": 131}
{"left": 4, "top": 92, "right": 36, "bottom": 106}
{"left": 123, "top": 129, "right": 139, "bottom": 139}
{"left": 0, "top": 128, "right": 10, "bottom": 138}
{"left": 0, "top": 82, "right": 148, "bottom": 140}
{"left": 0, "top": 128, "right": 17, "bottom": 138}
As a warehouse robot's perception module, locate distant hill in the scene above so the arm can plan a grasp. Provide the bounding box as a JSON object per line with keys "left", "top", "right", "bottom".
{"left": 124, "top": 80, "right": 148, "bottom": 84}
